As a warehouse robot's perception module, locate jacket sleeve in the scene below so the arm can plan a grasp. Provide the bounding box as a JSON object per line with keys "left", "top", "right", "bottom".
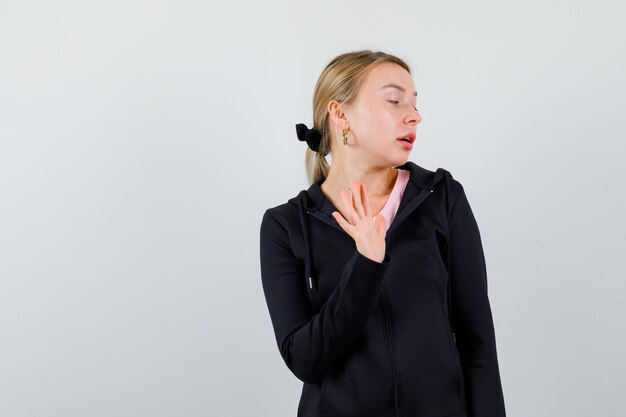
{"left": 259, "top": 209, "right": 391, "bottom": 384}
{"left": 447, "top": 183, "right": 506, "bottom": 417}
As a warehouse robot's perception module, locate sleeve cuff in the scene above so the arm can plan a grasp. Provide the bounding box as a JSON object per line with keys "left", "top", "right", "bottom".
{"left": 354, "top": 249, "right": 391, "bottom": 267}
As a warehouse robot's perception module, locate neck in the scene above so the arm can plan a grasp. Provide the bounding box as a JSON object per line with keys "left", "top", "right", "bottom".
{"left": 321, "top": 161, "right": 398, "bottom": 199}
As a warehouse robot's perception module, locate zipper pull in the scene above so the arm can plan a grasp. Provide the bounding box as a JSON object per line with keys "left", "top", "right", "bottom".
{"left": 452, "top": 332, "right": 456, "bottom": 344}
{"left": 308, "top": 276, "right": 314, "bottom": 289}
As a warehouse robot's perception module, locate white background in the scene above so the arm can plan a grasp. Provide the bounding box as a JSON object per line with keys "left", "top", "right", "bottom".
{"left": 1, "top": 1, "right": 625, "bottom": 416}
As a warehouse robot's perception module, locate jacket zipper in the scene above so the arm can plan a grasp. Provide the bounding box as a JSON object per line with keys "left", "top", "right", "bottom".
{"left": 379, "top": 285, "right": 400, "bottom": 417}
{"left": 377, "top": 187, "right": 434, "bottom": 417}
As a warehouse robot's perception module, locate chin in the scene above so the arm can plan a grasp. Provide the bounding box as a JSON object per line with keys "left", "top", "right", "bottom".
{"left": 373, "top": 154, "right": 409, "bottom": 169}
{"left": 389, "top": 153, "right": 410, "bottom": 167}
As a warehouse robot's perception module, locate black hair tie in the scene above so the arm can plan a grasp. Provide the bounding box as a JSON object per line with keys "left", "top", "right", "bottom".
{"left": 296, "top": 123, "right": 322, "bottom": 153}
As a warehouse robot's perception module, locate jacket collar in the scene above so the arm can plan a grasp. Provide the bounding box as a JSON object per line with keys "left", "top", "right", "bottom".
{"left": 288, "top": 161, "right": 447, "bottom": 214}
{"left": 288, "top": 161, "right": 449, "bottom": 290}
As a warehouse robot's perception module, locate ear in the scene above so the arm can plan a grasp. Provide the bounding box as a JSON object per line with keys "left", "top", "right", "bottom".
{"left": 327, "top": 100, "right": 349, "bottom": 129}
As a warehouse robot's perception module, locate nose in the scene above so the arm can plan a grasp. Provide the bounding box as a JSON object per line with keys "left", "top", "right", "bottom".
{"left": 405, "top": 106, "right": 421, "bottom": 125}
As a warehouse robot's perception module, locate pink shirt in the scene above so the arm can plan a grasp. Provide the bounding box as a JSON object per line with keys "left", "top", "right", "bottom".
{"left": 375, "top": 169, "right": 410, "bottom": 233}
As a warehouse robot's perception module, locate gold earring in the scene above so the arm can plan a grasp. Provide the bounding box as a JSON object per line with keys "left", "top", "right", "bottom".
{"left": 342, "top": 128, "right": 348, "bottom": 145}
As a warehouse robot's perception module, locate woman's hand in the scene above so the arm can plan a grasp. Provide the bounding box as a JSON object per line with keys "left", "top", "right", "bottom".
{"left": 331, "top": 181, "right": 387, "bottom": 263}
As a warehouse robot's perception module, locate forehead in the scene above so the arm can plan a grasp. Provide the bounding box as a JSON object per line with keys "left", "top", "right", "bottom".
{"left": 360, "top": 62, "right": 415, "bottom": 93}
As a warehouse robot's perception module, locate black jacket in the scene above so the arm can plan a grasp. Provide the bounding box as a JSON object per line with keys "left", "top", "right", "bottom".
{"left": 259, "top": 161, "right": 506, "bottom": 417}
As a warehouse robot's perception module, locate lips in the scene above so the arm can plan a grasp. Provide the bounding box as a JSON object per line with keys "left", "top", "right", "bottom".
{"left": 396, "top": 133, "right": 416, "bottom": 144}
{"left": 397, "top": 134, "right": 414, "bottom": 150}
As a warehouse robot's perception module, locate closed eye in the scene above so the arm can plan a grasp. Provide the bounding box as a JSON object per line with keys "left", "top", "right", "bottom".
{"left": 388, "top": 100, "right": 418, "bottom": 111}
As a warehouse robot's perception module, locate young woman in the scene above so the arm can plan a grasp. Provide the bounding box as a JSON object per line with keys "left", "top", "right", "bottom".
{"left": 259, "top": 50, "right": 506, "bottom": 417}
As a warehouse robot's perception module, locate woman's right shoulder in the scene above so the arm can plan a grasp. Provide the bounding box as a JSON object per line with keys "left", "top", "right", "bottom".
{"left": 260, "top": 191, "right": 305, "bottom": 234}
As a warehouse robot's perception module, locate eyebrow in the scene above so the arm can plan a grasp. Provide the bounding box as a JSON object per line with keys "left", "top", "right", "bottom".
{"left": 380, "top": 83, "right": 418, "bottom": 97}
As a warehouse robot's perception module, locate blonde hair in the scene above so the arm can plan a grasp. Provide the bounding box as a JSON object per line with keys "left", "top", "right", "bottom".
{"left": 304, "top": 50, "right": 411, "bottom": 185}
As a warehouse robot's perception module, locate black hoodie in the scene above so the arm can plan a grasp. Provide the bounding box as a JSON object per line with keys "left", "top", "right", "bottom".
{"left": 259, "top": 161, "right": 506, "bottom": 417}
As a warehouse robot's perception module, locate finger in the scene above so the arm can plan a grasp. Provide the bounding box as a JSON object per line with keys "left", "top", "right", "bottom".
{"left": 340, "top": 190, "right": 358, "bottom": 224}
{"left": 375, "top": 213, "right": 386, "bottom": 235}
{"left": 361, "top": 182, "right": 372, "bottom": 218}
{"left": 352, "top": 182, "right": 365, "bottom": 218}
{"left": 332, "top": 211, "right": 354, "bottom": 232}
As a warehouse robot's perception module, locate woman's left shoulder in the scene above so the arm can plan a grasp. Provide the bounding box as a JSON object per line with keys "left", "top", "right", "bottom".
{"left": 402, "top": 160, "right": 467, "bottom": 201}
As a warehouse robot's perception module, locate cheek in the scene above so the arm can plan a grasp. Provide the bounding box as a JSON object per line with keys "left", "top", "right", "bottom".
{"left": 371, "top": 111, "right": 395, "bottom": 133}
{"left": 352, "top": 106, "right": 375, "bottom": 134}
{"left": 352, "top": 104, "right": 393, "bottom": 141}
{"left": 359, "top": 105, "right": 388, "bottom": 130}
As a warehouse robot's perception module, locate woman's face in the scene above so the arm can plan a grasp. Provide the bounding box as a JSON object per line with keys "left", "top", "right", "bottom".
{"left": 340, "top": 62, "right": 421, "bottom": 167}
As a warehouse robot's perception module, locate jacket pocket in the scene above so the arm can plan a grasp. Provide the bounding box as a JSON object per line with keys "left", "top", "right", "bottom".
{"left": 442, "top": 313, "right": 465, "bottom": 410}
